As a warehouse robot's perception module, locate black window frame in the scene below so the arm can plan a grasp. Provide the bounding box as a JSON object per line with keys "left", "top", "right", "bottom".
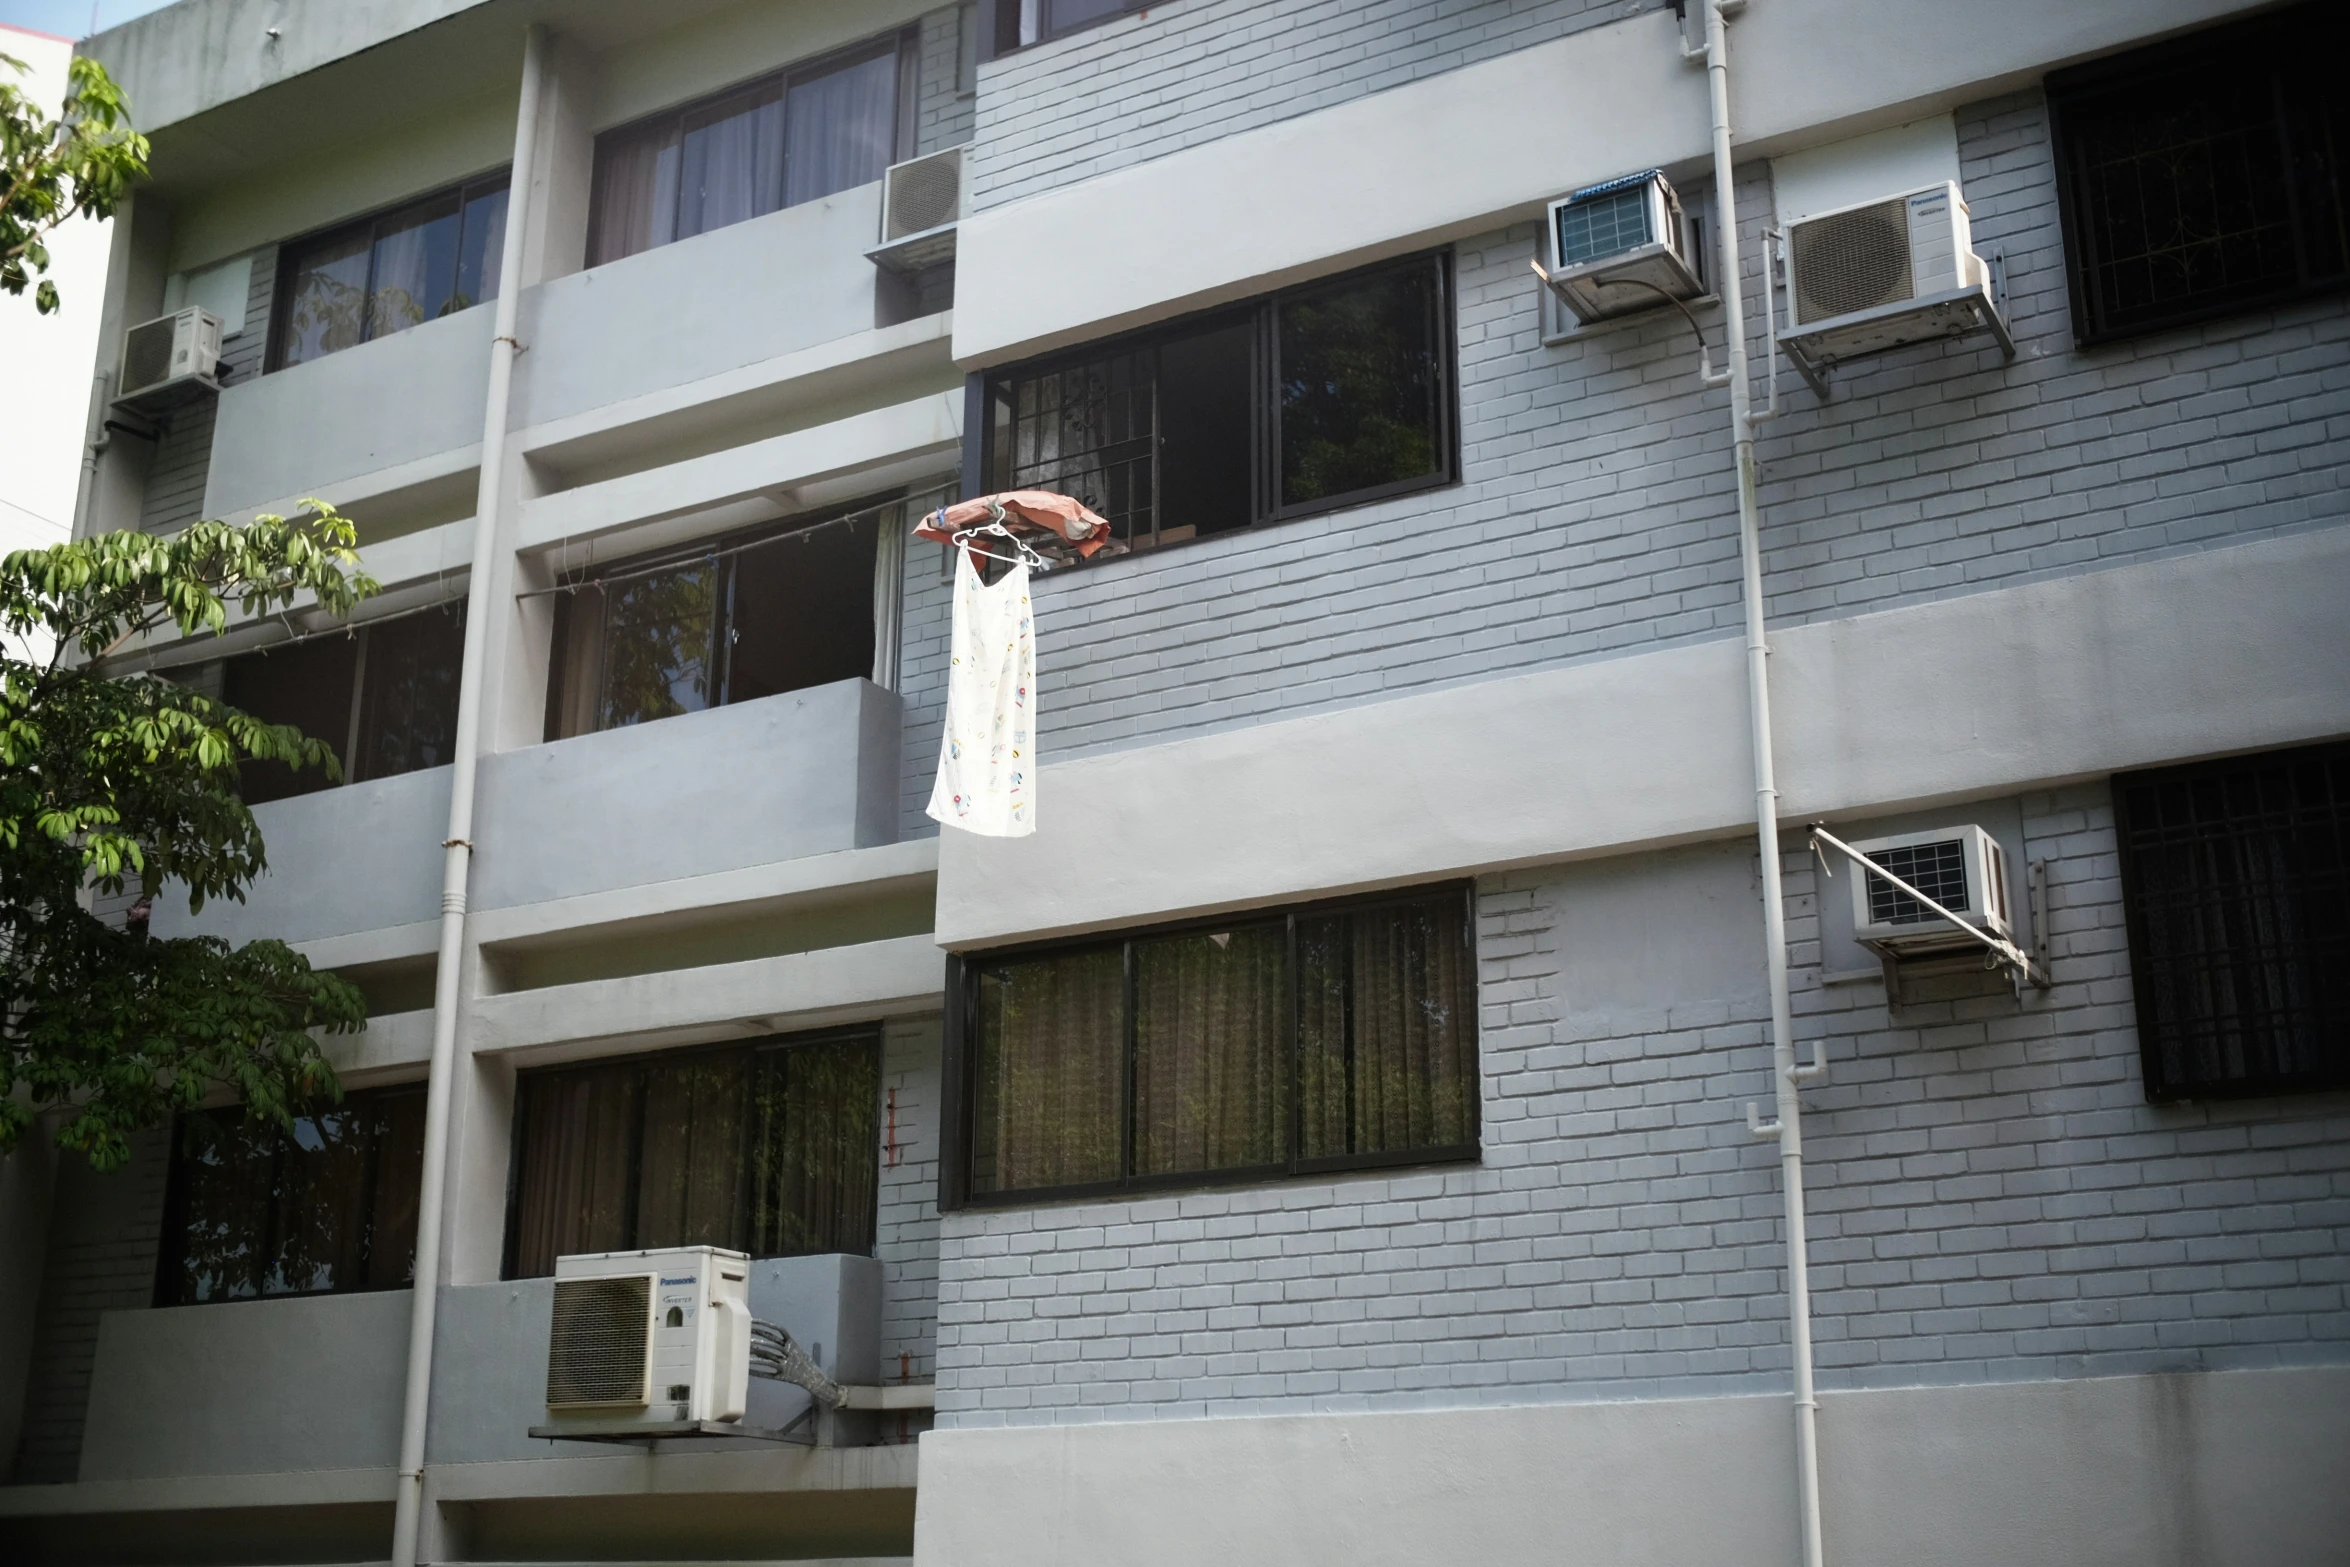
{"left": 501, "top": 1026, "right": 885, "bottom": 1281}
{"left": 583, "top": 28, "right": 918, "bottom": 270}
{"left": 153, "top": 1081, "right": 428, "bottom": 1308}
{"left": 2046, "top": 2, "right": 2349, "bottom": 348}
{"left": 2113, "top": 740, "right": 2350, "bottom": 1103}
{"left": 265, "top": 170, "right": 513, "bottom": 373}
{"left": 981, "top": 0, "right": 1159, "bottom": 59}
{"left": 976, "top": 249, "right": 1459, "bottom": 559}
{"left": 939, "top": 882, "right": 1481, "bottom": 1212}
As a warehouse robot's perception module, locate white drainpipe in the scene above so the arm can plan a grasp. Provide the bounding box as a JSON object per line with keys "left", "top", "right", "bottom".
{"left": 389, "top": 23, "right": 547, "bottom": 1567}
{"left": 1691, "top": 3, "right": 1828, "bottom": 1564}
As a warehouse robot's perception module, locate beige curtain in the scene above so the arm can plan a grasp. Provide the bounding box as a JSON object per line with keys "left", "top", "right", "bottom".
{"left": 1298, "top": 896, "right": 1474, "bottom": 1161}
{"left": 971, "top": 946, "right": 1125, "bottom": 1193}
{"left": 1132, "top": 922, "right": 1288, "bottom": 1177}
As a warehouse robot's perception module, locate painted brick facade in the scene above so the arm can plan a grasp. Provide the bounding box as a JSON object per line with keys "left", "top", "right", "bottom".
{"left": 968, "top": 0, "right": 1640, "bottom": 211}
{"left": 929, "top": 785, "right": 2350, "bottom": 1426}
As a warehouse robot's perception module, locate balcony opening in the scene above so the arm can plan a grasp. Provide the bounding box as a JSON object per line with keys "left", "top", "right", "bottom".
{"left": 217, "top": 600, "right": 466, "bottom": 805}
{"left": 544, "top": 500, "right": 893, "bottom": 740}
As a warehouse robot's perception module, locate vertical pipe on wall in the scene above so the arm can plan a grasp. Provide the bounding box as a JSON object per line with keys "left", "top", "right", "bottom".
{"left": 388, "top": 24, "right": 548, "bottom": 1567}
{"left": 1698, "top": 3, "right": 1826, "bottom": 1564}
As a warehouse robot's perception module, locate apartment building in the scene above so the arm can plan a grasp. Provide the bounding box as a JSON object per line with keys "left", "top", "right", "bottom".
{"left": 2, "top": 0, "right": 2345, "bottom": 1563}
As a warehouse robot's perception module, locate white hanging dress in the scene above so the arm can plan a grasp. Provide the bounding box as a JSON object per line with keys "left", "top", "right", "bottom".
{"left": 926, "top": 548, "right": 1037, "bottom": 837}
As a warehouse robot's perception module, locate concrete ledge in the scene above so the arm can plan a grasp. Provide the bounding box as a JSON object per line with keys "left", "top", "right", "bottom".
{"left": 429, "top": 1442, "right": 918, "bottom": 1501}
{"left": 0, "top": 1466, "right": 397, "bottom": 1515}
{"left": 465, "top": 933, "right": 945, "bottom": 1060}
{"left": 937, "top": 526, "right": 2350, "bottom": 947}
{"left": 913, "top": 1367, "right": 2350, "bottom": 1567}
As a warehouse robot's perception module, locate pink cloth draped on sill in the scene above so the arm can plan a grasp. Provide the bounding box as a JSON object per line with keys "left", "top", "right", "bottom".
{"left": 912, "top": 490, "right": 1113, "bottom": 557}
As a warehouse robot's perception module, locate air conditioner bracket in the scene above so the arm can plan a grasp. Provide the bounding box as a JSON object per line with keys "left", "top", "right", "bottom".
{"left": 867, "top": 223, "right": 958, "bottom": 276}
{"left": 111, "top": 374, "right": 221, "bottom": 423}
{"left": 528, "top": 1418, "right": 814, "bottom": 1448}
{"left": 1810, "top": 823, "right": 2051, "bottom": 997}
{"left": 1778, "top": 280, "right": 2015, "bottom": 399}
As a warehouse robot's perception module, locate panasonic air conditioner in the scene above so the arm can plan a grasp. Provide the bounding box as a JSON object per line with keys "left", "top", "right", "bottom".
{"left": 1848, "top": 824, "right": 2015, "bottom": 960}
{"left": 116, "top": 306, "right": 222, "bottom": 406}
{"left": 1779, "top": 181, "right": 2012, "bottom": 376}
{"left": 541, "top": 1246, "right": 750, "bottom": 1434}
{"left": 869, "top": 145, "right": 964, "bottom": 275}
{"left": 1536, "top": 170, "right": 1705, "bottom": 326}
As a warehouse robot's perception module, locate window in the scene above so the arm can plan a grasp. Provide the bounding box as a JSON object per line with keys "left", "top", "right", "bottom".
{"left": 505, "top": 1029, "right": 880, "bottom": 1279}
{"left": 2114, "top": 742, "right": 2350, "bottom": 1102}
{"left": 156, "top": 1084, "right": 426, "bottom": 1305}
{"left": 981, "top": 252, "right": 1455, "bottom": 552}
{"left": 545, "top": 506, "right": 889, "bottom": 739}
{"left": 588, "top": 35, "right": 911, "bottom": 267}
{"left": 2047, "top": 3, "right": 2347, "bottom": 346}
{"left": 269, "top": 174, "right": 509, "bottom": 370}
{"left": 946, "top": 885, "right": 1478, "bottom": 1207}
{"left": 984, "top": 0, "right": 1153, "bottom": 56}
{"left": 221, "top": 602, "right": 467, "bottom": 806}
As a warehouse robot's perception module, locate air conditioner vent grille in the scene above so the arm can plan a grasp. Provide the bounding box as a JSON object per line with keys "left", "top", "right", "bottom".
{"left": 885, "top": 147, "right": 963, "bottom": 240}
{"left": 1866, "top": 839, "right": 1970, "bottom": 927}
{"left": 1792, "top": 197, "right": 1913, "bottom": 323}
{"left": 546, "top": 1274, "right": 652, "bottom": 1408}
{"left": 1555, "top": 186, "right": 1653, "bottom": 268}
{"left": 121, "top": 318, "right": 178, "bottom": 396}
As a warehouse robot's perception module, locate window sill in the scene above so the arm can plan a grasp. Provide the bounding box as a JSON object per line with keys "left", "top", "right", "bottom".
{"left": 949, "top": 1143, "right": 1483, "bottom": 1214}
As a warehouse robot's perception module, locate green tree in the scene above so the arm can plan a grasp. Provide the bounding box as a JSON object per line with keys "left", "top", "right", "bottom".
{"left": 1, "top": 50, "right": 147, "bottom": 315}
{"left": 2, "top": 509, "right": 383, "bottom": 1169}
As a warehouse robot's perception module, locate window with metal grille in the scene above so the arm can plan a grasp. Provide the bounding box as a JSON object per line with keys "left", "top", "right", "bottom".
{"left": 941, "top": 884, "right": 1478, "bottom": 1209}
{"left": 2113, "top": 742, "right": 2350, "bottom": 1102}
{"left": 2047, "top": 3, "right": 2347, "bottom": 346}
{"left": 980, "top": 251, "right": 1455, "bottom": 554}
{"left": 505, "top": 1028, "right": 880, "bottom": 1279}
{"left": 1867, "top": 839, "right": 1971, "bottom": 927}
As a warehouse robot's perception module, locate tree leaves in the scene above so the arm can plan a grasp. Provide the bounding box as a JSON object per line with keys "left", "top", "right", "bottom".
{"left": 2, "top": 53, "right": 148, "bottom": 315}
{"left": 3, "top": 511, "right": 380, "bottom": 1169}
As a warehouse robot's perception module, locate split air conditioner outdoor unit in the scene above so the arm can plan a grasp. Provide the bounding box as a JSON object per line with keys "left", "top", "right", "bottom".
{"left": 868, "top": 144, "right": 964, "bottom": 275}
{"left": 114, "top": 306, "right": 222, "bottom": 412}
{"left": 1847, "top": 824, "right": 2016, "bottom": 960}
{"left": 1778, "top": 181, "right": 2013, "bottom": 386}
{"left": 1537, "top": 169, "right": 1705, "bottom": 326}
{"left": 540, "top": 1246, "right": 750, "bottom": 1437}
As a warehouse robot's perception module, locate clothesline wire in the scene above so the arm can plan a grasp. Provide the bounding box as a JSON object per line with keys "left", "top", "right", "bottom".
{"left": 102, "top": 587, "right": 469, "bottom": 673}
{"left": 517, "top": 481, "right": 962, "bottom": 603}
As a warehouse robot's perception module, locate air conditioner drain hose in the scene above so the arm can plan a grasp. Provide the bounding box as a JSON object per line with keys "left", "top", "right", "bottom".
{"left": 748, "top": 1319, "right": 849, "bottom": 1410}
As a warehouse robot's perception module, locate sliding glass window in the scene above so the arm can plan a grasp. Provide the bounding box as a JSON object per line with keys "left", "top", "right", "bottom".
{"left": 952, "top": 885, "right": 1479, "bottom": 1207}
{"left": 544, "top": 504, "right": 892, "bottom": 739}
{"left": 156, "top": 1084, "right": 426, "bottom": 1305}
{"left": 589, "top": 34, "right": 910, "bottom": 267}
{"left": 269, "top": 175, "right": 509, "bottom": 370}
{"left": 506, "top": 1029, "right": 881, "bottom": 1279}
{"left": 219, "top": 602, "right": 467, "bottom": 806}
{"left": 982, "top": 251, "right": 1455, "bottom": 553}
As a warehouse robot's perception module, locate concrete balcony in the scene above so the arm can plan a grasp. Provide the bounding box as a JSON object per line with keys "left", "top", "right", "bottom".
{"left": 72, "top": 1254, "right": 885, "bottom": 1484}
{"left": 154, "top": 679, "right": 901, "bottom": 952}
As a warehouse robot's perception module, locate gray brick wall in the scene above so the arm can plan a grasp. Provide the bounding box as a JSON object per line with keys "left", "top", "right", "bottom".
{"left": 8, "top": 1131, "right": 168, "bottom": 1481}
{"left": 137, "top": 245, "right": 272, "bottom": 536}
{"left": 966, "top": 92, "right": 2348, "bottom": 767}
{"left": 876, "top": 1017, "right": 946, "bottom": 1440}
{"left": 969, "top": 0, "right": 1644, "bottom": 211}
{"left": 915, "top": 3, "right": 975, "bottom": 158}
{"left": 895, "top": 537, "right": 955, "bottom": 840}
{"left": 929, "top": 784, "right": 2350, "bottom": 1427}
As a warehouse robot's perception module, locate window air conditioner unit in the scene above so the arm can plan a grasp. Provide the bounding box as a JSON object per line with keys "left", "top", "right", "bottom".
{"left": 868, "top": 144, "right": 964, "bottom": 275}
{"left": 1537, "top": 170, "right": 1704, "bottom": 326}
{"left": 1848, "top": 824, "right": 2015, "bottom": 960}
{"left": 115, "top": 306, "right": 223, "bottom": 411}
{"left": 1778, "top": 181, "right": 2013, "bottom": 382}
{"left": 540, "top": 1246, "right": 750, "bottom": 1436}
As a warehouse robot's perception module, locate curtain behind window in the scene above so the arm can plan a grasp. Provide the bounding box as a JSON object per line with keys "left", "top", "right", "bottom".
{"left": 453, "top": 182, "right": 509, "bottom": 311}
{"left": 1298, "top": 898, "right": 1476, "bottom": 1162}
{"left": 510, "top": 1033, "right": 880, "bottom": 1278}
{"left": 1132, "top": 923, "right": 1288, "bottom": 1177}
{"left": 970, "top": 946, "right": 1124, "bottom": 1194}
{"left": 785, "top": 47, "right": 899, "bottom": 207}
{"left": 679, "top": 83, "right": 786, "bottom": 241}
{"left": 590, "top": 120, "right": 683, "bottom": 265}
{"left": 367, "top": 194, "right": 462, "bottom": 340}
{"left": 278, "top": 229, "right": 372, "bottom": 368}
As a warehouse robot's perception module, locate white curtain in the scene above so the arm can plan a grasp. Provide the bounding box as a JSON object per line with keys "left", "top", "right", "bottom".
{"left": 785, "top": 49, "right": 898, "bottom": 207}
{"left": 679, "top": 85, "right": 785, "bottom": 239}
{"left": 589, "top": 123, "right": 682, "bottom": 265}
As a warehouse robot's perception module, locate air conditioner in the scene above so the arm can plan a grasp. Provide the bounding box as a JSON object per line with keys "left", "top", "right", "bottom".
{"left": 869, "top": 145, "right": 963, "bottom": 275}
{"left": 1537, "top": 170, "right": 1704, "bottom": 326}
{"left": 1779, "top": 181, "right": 2011, "bottom": 376}
{"left": 1848, "top": 824, "right": 2015, "bottom": 960}
{"left": 541, "top": 1246, "right": 750, "bottom": 1435}
{"left": 116, "top": 306, "right": 222, "bottom": 407}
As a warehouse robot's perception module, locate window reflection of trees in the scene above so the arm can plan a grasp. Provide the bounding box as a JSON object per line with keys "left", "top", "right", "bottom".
{"left": 597, "top": 562, "right": 721, "bottom": 728}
